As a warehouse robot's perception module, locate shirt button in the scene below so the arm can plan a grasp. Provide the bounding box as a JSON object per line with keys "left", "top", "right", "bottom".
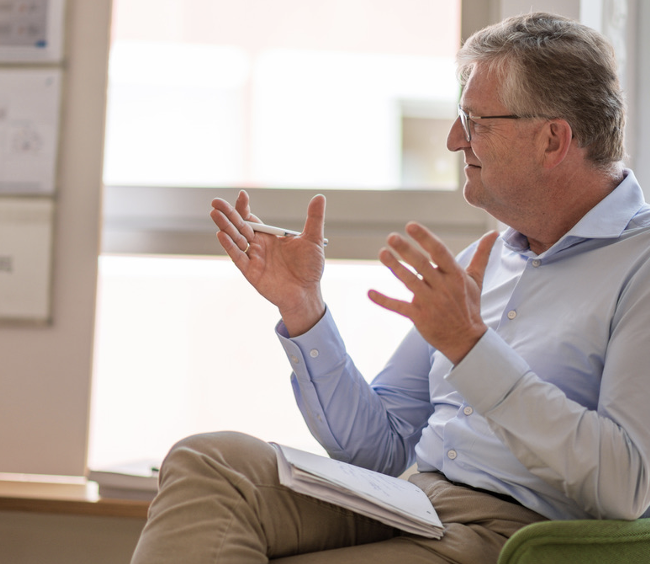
{"left": 463, "top": 406, "right": 473, "bottom": 416}
{"left": 507, "top": 310, "right": 517, "bottom": 320}
{"left": 309, "top": 349, "right": 319, "bottom": 358}
{"left": 532, "top": 259, "right": 541, "bottom": 267}
{"left": 290, "top": 355, "right": 300, "bottom": 364}
{"left": 447, "top": 450, "right": 457, "bottom": 460}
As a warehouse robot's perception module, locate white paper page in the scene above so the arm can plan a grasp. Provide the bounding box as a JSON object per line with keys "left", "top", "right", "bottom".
{"left": 0, "top": 197, "right": 53, "bottom": 321}
{"left": 0, "top": 69, "right": 62, "bottom": 195}
{"left": 274, "top": 444, "right": 442, "bottom": 528}
{"left": 281, "top": 466, "right": 440, "bottom": 537}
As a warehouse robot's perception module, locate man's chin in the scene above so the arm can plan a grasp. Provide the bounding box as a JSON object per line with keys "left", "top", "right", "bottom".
{"left": 462, "top": 180, "right": 486, "bottom": 210}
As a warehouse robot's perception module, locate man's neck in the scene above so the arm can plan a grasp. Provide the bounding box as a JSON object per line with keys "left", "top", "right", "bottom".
{"left": 520, "top": 167, "right": 624, "bottom": 255}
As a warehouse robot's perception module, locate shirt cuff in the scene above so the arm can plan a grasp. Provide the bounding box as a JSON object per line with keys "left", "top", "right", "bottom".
{"left": 445, "top": 328, "right": 531, "bottom": 413}
{"left": 275, "top": 306, "right": 347, "bottom": 381}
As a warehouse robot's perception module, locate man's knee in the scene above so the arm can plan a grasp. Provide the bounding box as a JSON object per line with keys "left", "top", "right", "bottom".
{"left": 162, "top": 431, "right": 279, "bottom": 485}
{"left": 168, "top": 430, "right": 255, "bottom": 456}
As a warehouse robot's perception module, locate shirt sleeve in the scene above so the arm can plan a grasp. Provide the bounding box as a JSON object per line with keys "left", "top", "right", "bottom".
{"left": 276, "top": 307, "right": 434, "bottom": 476}
{"left": 446, "top": 263, "right": 650, "bottom": 520}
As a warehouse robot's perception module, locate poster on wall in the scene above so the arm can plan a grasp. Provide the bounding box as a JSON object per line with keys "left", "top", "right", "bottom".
{"left": 0, "top": 196, "right": 53, "bottom": 323}
{"left": 0, "top": 0, "right": 66, "bottom": 62}
{"left": 0, "top": 68, "right": 62, "bottom": 195}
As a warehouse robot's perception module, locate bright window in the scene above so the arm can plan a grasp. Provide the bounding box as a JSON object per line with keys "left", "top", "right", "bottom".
{"left": 89, "top": 256, "right": 413, "bottom": 467}
{"left": 103, "top": 0, "right": 460, "bottom": 190}
{"left": 90, "top": 0, "right": 477, "bottom": 470}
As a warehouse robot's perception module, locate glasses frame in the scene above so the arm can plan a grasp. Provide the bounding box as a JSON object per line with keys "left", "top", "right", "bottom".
{"left": 457, "top": 105, "right": 521, "bottom": 142}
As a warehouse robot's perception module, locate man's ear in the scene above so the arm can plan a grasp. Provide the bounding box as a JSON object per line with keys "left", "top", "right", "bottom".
{"left": 542, "top": 119, "right": 573, "bottom": 169}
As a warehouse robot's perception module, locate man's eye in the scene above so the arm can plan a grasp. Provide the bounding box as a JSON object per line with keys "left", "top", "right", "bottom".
{"left": 469, "top": 120, "right": 483, "bottom": 134}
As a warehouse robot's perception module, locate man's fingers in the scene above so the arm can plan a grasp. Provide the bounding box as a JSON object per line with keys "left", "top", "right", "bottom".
{"left": 302, "top": 194, "right": 326, "bottom": 244}
{"left": 397, "top": 224, "right": 499, "bottom": 288}
{"left": 384, "top": 225, "right": 448, "bottom": 288}
{"left": 378, "top": 246, "right": 424, "bottom": 291}
{"left": 210, "top": 199, "right": 255, "bottom": 251}
{"left": 405, "top": 222, "right": 457, "bottom": 273}
{"left": 466, "top": 231, "right": 499, "bottom": 286}
{"left": 367, "top": 289, "right": 411, "bottom": 319}
{"left": 216, "top": 230, "right": 250, "bottom": 270}
{"left": 234, "top": 190, "right": 251, "bottom": 218}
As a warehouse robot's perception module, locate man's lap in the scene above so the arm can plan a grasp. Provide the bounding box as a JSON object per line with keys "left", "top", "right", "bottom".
{"left": 132, "top": 431, "right": 545, "bottom": 564}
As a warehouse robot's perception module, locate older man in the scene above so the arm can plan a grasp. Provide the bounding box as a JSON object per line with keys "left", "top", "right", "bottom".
{"left": 132, "top": 12, "right": 650, "bottom": 564}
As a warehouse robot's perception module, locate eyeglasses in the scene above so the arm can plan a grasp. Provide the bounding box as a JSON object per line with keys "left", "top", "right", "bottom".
{"left": 457, "top": 105, "right": 521, "bottom": 142}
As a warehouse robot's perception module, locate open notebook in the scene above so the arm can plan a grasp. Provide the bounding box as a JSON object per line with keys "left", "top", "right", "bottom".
{"left": 272, "top": 443, "right": 443, "bottom": 539}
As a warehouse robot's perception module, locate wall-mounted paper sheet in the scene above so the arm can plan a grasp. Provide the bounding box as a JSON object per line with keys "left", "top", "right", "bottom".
{"left": 0, "top": 69, "right": 62, "bottom": 195}
{"left": 0, "top": 0, "right": 65, "bottom": 62}
{"left": 0, "top": 197, "right": 53, "bottom": 322}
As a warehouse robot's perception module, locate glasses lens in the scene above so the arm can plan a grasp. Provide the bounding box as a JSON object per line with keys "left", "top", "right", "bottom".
{"left": 458, "top": 106, "right": 470, "bottom": 142}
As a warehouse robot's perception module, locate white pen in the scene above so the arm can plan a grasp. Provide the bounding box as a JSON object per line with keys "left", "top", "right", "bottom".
{"left": 245, "top": 221, "right": 328, "bottom": 246}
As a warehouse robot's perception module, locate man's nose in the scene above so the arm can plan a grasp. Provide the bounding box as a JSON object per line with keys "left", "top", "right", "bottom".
{"left": 447, "top": 116, "right": 469, "bottom": 152}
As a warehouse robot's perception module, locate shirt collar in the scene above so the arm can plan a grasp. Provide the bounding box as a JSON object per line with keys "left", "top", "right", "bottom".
{"left": 502, "top": 169, "right": 647, "bottom": 257}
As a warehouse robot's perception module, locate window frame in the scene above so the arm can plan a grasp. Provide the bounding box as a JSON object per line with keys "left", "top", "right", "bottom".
{"left": 101, "top": 185, "right": 492, "bottom": 259}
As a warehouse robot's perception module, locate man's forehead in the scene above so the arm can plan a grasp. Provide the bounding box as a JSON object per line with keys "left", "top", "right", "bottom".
{"left": 460, "top": 64, "right": 502, "bottom": 110}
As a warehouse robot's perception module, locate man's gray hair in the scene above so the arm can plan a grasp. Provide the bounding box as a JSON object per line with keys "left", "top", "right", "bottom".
{"left": 457, "top": 12, "right": 625, "bottom": 170}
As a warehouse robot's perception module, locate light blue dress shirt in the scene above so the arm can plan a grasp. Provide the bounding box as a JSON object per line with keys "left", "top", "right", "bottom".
{"left": 277, "top": 170, "right": 650, "bottom": 521}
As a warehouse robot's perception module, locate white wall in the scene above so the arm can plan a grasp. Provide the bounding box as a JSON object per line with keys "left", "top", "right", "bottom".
{"left": 0, "top": 1, "right": 111, "bottom": 476}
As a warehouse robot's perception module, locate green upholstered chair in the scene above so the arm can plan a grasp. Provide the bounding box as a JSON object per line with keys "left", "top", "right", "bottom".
{"left": 498, "top": 518, "right": 650, "bottom": 563}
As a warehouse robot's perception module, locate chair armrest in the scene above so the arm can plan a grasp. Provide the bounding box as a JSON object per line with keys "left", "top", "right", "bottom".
{"left": 498, "top": 518, "right": 650, "bottom": 564}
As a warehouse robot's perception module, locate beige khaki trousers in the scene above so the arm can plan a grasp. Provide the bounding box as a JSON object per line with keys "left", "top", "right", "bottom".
{"left": 131, "top": 431, "right": 546, "bottom": 564}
